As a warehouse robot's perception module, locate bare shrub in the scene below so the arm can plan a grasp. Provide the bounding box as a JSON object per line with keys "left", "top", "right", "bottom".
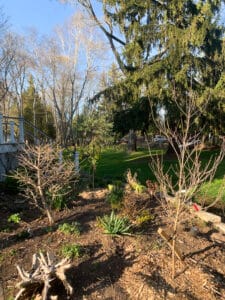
{"left": 13, "top": 144, "right": 77, "bottom": 225}
{"left": 149, "top": 95, "right": 225, "bottom": 277}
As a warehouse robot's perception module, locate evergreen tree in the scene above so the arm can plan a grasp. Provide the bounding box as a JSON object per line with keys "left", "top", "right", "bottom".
{"left": 75, "top": 0, "right": 225, "bottom": 140}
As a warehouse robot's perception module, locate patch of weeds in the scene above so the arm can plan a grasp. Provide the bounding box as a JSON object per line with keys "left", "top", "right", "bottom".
{"left": 58, "top": 222, "right": 81, "bottom": 235}
{"left": 61, "top": 244, "right": 83, "bottom": 259}
{"left": 7, "top": 213, "right": 21, "bottom": 224}
{"left": 106, "top": 181, "right": 124, "bottom": 210}
{"left": 135, "top": 210, "right": 154, "bottom": 226}
{"left": 196, "top": 178, "right": 225, "bottom": 209}
{"left": 97, "top": 211, "right": 132, "bottom": 235}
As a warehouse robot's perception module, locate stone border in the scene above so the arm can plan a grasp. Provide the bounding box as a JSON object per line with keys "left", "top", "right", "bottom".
{"left": 193, "top": 205, "right": 225, "bottom": 234}
{"left": 167, "top": 196, "right": 225, "bottom": 235}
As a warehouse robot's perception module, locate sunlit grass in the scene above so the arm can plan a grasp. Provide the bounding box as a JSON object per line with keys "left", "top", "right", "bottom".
{"left": 80, "top": 146, "right": 225, "bottom": 207}
{"left": 196, "top": 178, "right": 225, "bottom": 208}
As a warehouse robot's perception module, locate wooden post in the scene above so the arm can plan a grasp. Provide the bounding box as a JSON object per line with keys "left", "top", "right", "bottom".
{"left": 10, "top": 120, "right": 15, "bottom": 143}
{"left": 59, "top": 150, "right": 63, "bottom": 164}
{"left": 19, "top": 117, "right": 24, "bottom": 143}
{"left": 0, "top": 113, "right": 4, "bottom": 144}
{"left": 157, "top": 227, "right": 183, "bottom": 261}
{"left": 74, "top": 151, "right": 79, "bottom": 173}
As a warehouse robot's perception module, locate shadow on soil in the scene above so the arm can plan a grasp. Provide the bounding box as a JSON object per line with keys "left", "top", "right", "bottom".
{"left": 0, "top": 200, "right": 110, "bottom": 251}
{"left": 67, "top": 245, "right": 135, "bottom": 299}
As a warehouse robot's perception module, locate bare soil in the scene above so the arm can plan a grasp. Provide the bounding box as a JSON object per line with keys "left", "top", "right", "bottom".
{"left": 1, "top": 189, "right": 225, "bottom": 300}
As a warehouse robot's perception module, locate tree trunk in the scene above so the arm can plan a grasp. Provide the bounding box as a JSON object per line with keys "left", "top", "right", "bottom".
{"left": 165, "top": 138, "right": 180, "bottom": 158}
{"left": 128, "top": 129, "right": 137, "bottom": 151}
{"left": 46, "top": 208, "right": 54, "bottom": 225}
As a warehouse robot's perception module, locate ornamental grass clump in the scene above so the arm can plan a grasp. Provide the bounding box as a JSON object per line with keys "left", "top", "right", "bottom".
{"left": 97, "top": 211, "right": 132, "bottom": 235}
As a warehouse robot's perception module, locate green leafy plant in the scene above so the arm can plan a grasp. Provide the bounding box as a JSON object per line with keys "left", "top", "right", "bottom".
{"left": 61, "top": 244, "right": 82, "bottom": 259}
{"left": 7, "top": 213, "right": 21, "bottom": 224}
{"left": 106, "top": 181, "right": 124, "bottom": 209}
{"left": 58, "top": 222, "right": 81, "bottom": 235}
{"left": 97, "top": 211, "right": 132, "bottom": 235}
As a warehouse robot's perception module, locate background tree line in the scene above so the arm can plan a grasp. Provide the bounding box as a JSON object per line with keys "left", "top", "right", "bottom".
{"left": 0, "top": 1, "right": 225, "bottom": 149}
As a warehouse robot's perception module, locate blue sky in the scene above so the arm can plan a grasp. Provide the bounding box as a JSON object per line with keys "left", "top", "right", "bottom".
{"left": 1, "top": 0, "right": 75, "bottom": 34}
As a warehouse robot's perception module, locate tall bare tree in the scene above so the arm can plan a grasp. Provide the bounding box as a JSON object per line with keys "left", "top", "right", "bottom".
{"left": 32, "top": 12, "right": 107, "bottom": 146}
{"left": 0, "top": 32, "right": 32, "bottom": 116}
{"left": 149, "top": 92, "right": 225, "bottom": 278}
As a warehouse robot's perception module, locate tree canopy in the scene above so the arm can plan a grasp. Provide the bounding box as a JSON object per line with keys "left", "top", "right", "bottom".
{"left": 73, "top": 0, "right": 225, "bottom": 137}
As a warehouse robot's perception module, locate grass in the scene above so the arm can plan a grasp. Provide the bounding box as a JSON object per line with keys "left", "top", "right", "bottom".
{"left": 196, "top": 178, "right": 225, "bottom": 207}
{"left": 80, "top": 146, "right": 225, "bottom": 207}
{"left": 93, "top": 147, "right": 163, "bottom": 185}
{"left": 93, "top": 147, "right": 224, "bottom": 183}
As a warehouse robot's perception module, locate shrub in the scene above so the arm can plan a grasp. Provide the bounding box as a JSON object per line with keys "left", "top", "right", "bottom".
{"left": 12, "top": 144, "right": 76, "bottom": 225}
{"left": 58, "top": 222, "right": 81, "bottom": 235}
{"left": 97, "top": 211, "right": 132, "bottom": 235}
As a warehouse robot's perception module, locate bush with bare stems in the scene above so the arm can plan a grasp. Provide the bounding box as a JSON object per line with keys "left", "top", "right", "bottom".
{"left": 13, "top": 144, "right": 77, "bottom": 225}
{"left": 149, "top": 94, "right": 225, "bottom": 278}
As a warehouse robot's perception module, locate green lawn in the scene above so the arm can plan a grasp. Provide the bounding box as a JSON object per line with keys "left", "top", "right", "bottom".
{"left": 80, "top": 147, "right": 225, "bottom": 207}
{"left": 94, "top": 147, "right": 162, "bottom": 185}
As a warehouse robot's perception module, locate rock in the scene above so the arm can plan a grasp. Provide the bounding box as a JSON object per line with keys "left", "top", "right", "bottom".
{"left": 210, "top": 232, "right": 225, "bottom": 243}
{"left": 190, "top": 226, "right": 199, "bottom": 237}
{"left": 214, "top": 223, "right": 225, "bottom": 235}
{"left": 195, "top": 211, "right": 221, "bottom": 223}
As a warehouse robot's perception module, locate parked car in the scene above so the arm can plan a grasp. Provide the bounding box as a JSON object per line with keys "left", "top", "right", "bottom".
{"left": 153, "top": 135, "right": 167, "bottom": 143}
